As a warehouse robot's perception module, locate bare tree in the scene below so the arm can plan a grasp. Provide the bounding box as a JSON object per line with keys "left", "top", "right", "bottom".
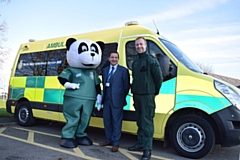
{"left": 196, "top": 62, "right": 214, "bottom": 73}
{"left": 0, "top": 0, "right": 10, "bottom": 54}
{"left": 0, "top": 0, "right": 11, "bottom": 87}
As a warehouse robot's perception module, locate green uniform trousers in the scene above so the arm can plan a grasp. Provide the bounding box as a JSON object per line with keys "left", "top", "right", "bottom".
{"left": 61, "top": 96, "right": 95, "bottom": 138}
{"left": 133, "top": 94, "right": 156, "bottom": 150}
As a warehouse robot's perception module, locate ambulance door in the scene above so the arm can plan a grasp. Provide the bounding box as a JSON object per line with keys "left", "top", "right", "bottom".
{"left": 123, "top": 37, "right": 177, "bottom": 136}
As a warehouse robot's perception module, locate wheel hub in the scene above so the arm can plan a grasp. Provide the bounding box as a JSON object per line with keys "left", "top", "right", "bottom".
{"left": 19, "top": 108, "right": 29, "bottom": 123}
{"left": 182, "top": 127, "right": 201, "bottom": 147}
{"left": 177, "top": 123, "right": 206, "bottom": 152}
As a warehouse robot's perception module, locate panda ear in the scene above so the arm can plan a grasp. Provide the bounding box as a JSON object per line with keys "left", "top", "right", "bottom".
{"left": 66, "top": 38, "right": 76, "bottom": 51}
{"left": 96, "top": 41, "right": 105, "bottom": 52}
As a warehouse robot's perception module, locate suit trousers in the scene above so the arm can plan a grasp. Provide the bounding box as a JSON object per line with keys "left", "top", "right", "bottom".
{"left": 103, "top": 88, "right": 123, "bottom": 146}
{"left": 133, "top": 94, "right": 156, "bottom": 150}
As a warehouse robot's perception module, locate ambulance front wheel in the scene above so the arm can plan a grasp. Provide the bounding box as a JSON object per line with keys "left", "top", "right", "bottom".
{"left": 16, "top": 101, "right": 36, "bottom": 126}
{"left": 169, "top": 115, "right": 215, "bottom": 159}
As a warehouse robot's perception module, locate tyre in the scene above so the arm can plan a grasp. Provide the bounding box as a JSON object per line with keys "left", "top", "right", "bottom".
{"left": 16, "top": 101, "right": 36, "bottom": 126}
{"left": 169, "top": 115, "right": 215, "bottom": 159}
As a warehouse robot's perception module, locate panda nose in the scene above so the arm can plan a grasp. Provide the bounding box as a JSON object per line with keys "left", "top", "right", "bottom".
{"left": 91, "top": 53, "right": 95, "bottom": 57}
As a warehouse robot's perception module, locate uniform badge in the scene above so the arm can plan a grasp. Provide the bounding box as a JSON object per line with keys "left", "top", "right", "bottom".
{"left": 90, "top": 72, "right": 94, "bottom": 80}
{"left": 76, "top": 73, "right": 82, "bottom": 77}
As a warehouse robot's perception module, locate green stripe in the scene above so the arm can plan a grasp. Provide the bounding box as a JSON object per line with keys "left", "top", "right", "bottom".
{"left": 160, "top": 78, "right": 176, "bottom": 94}
{"left": 175, "top": 94, "right": 231, "bottom": 114}
{"left": 93, "top": 92, "right": 131, "bottom": 110}
{"left": 124, "top": 93, "right": 131, "bottom": 110}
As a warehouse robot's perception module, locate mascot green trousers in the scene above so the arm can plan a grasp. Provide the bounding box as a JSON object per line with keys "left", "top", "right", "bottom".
{"left": 62, "top": 97, "right": 95, "bottom": 138}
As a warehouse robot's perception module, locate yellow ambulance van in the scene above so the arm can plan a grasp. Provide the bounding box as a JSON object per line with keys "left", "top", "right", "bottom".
{"left": 6, "top": 21, "right": 240, "bottom": 158}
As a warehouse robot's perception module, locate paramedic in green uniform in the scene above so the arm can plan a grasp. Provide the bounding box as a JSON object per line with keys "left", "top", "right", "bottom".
{"left": 128, "top": 37, "right": 163, "bottom": 160}
{"left": 58, "top": 67, "right": 101, "bottom": 148}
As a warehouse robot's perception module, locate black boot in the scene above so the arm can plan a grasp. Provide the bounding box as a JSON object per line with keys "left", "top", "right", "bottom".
{"left": 141, "top": 150, "right": 151, "bottom": 160}
{"left": 128, "top": 143, "right": 143, "bottom": 151}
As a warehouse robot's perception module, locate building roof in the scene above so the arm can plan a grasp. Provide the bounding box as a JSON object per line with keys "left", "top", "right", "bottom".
{"left": 207, "top": 73, "right": 240, "bottom": 87}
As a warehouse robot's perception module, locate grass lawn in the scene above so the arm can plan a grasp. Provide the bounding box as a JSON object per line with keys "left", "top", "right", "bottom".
{"left": 0, "top": 100, "right": 14, "bottom": 117}
{"left": 0, "top": 100, "right": 6, "bottom": 109}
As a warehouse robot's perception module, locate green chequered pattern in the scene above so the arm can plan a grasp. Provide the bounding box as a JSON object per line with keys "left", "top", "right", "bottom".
{"left": 175, "top": 94, "right": 231, "bottom": 114}
{"left": 26, "top": 77, "right": 37, "bottom": 88}
{"left": 123, "top": 78, "right": 176, "bottom": 111}
{"left": 36, "top": 76, "right": 45, "bottom": 88}
{"left": 10, "top": 88, "right": 25, "bottom": 99}
{"left": 44, "top": 89, "right": 62, "bottom": 104}
{"left": 11, "top": 76, "right": 63, "bottom": 104}
{"left": 59, "top": 89, "right": 65, "bottom": 104}
{"left": 25, "top": 76, "right": 45, "bottom": 88}
{"left": 11, "top": 77, "right": 176, "bottom": 108}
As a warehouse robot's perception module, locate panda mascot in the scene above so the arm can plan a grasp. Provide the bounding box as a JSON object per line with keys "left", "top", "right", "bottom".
{"left": 58, "top": 38, "right": 104, "bottom": 148}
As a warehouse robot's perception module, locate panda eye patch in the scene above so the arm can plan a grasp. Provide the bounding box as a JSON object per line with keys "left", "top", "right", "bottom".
{"left": 79, "top": 43, "right": 88, "bottom": 54}
{"left": 90, "top": 44, "right": 99, "bottom": 54}
{"left": 91, "top": 46, "right": 96, "bottom": 52}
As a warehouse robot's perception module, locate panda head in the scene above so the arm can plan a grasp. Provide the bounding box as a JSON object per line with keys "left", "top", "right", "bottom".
{"left": 66, "top": 38, "right": 104, "bottom": 69}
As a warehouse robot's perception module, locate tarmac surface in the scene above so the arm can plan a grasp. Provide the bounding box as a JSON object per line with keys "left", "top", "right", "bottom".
{"left": 0, "top": 117, "right": 18, "bottom": 126}
{"left": 1, "top": 117, "right": 239, "bottom": 159}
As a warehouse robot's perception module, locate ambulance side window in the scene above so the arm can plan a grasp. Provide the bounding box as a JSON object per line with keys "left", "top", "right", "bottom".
{"left": 15, "top": 49, "right": 68, "bottom": 76}
{"left": 125, "top": 40, "right": 165, "bottom": 70}
{"left": 126, "top": 41, "right": 138, "bottom": 70}
{"left": 15, "top": 52, "right": 47, "bottom": 76}
{"left": 15, "top": 43, "right": 117, "bottom": 76}
{"left": 126, "top": 40, "right": 177, "bottom": 81}
{"left": 148, "top": 41, "right": 177, "bottom": 81}
{"left": 47, "top": 49, "right": 68, "bottom": 75}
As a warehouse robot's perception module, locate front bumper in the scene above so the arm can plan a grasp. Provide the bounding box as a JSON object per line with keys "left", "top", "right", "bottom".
{"left": 211, "top": 105, "right": 240, "bottom": 147}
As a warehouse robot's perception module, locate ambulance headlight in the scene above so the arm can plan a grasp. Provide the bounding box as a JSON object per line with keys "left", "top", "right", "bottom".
{"left": 215, "top": 80, "right": 240, "bottom": 110}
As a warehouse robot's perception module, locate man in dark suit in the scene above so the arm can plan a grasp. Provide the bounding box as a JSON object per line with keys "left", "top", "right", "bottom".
{"left": 99, "top": 51, "right": 130, "bottom": 152}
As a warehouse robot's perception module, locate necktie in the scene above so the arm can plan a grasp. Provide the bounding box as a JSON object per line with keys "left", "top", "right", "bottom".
{"left": 107, "top": 66, "right": 115, "bottom": 82}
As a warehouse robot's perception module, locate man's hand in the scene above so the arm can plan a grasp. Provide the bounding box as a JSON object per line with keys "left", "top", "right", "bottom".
{"left": 97, "top": 94, "right": 102, "bottom": 103}
{"left": 64, "top": 82, "right": 80, "bottom": 89}
{"left": 96, "top": 94, "right": 102, "bottom": 111}
{"left": 97, "top": 103, "right": 102, "bottom": 111}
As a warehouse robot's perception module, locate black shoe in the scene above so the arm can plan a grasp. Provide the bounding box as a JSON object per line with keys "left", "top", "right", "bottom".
{"left": 76, "top": 136, "right": 93, "bottom": 146}
{"left": 128, "top": 143, "right": 143, "bottom": 151}
{"left": 60, "top": 138, "right": 77, "bottom": 148}
{"left": 141, "top": 150, "right": 151, "bottom": 160}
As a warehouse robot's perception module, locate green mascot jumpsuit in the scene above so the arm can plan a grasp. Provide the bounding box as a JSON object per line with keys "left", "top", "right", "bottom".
{"left": 58, "top": 67, "right": 100, "bottom": 147}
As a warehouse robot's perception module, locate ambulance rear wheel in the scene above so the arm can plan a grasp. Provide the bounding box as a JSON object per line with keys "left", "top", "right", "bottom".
{"left": 169, "top": 115, "right": 215, "bottom": 159}
{"left": 17, "top": 101, "right": 36, "bottom": 126}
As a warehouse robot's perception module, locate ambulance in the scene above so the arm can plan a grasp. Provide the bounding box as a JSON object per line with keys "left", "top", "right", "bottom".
{"left": 6, "top": 21, "right": 240, "bottom": 158}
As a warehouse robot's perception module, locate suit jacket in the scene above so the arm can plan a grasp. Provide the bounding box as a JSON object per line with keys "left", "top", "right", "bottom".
{"left": 102, "top": 65, "right": 130, "bottom": 108}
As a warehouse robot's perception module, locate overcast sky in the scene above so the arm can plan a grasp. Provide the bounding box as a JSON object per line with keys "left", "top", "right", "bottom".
{"left": 1, "top": 0, "right": 240, "bottom": 82}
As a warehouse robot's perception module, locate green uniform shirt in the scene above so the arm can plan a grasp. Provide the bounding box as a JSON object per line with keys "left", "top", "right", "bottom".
{"left": 59, "top": 67, "right": 100, "bottom": 100}
{"left": 131, "top": 51, "right": 163, "bottom": 95}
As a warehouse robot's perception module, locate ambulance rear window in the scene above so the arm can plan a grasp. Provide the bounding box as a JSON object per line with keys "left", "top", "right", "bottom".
{"left": 15, "top": 49, "right": 68, "bottom": 76}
